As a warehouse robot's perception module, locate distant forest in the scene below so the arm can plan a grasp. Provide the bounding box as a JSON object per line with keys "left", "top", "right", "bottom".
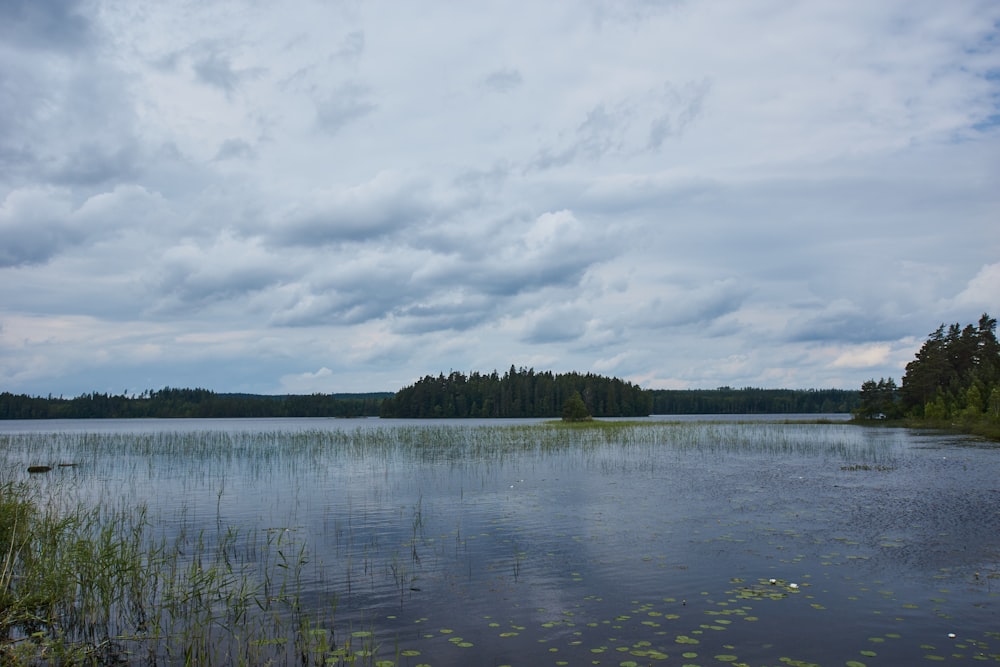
{"left": 378, "top": 367, "right": 857, "bottom": 418}
{"left": 0, "top": 388, "right": 389, "bottom": 420}
{"left": 378, "top": 367, "right": 652, "bottom": 418}
{"left": 651, "top": 387, "right": 859, "bottom": 415}
{"left": 1, "top": 375, "right": 860, "bottom": 421}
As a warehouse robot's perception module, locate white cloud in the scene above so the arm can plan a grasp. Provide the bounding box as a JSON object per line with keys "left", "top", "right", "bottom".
{"left": 831, "top": 345, "right": 891, "bottom": 369}
{"left": 279, "top": 367, "right": 336, "bottom": 394}
{"left": 955, "top": 263, "right": 1000, "bottom": 312}
{"left": 1, "top": 0, "right": 998, "bottom": 396}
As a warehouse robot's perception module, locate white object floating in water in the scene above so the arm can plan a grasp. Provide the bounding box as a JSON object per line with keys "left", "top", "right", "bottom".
{"left": 788, "top": 583, "right": 799, "bottom": 589}
{"left": 948, "top": 633, "right": 957, "bottom": 639}
{"left": 769, "top": 578, "right": 777, "bottom": 585}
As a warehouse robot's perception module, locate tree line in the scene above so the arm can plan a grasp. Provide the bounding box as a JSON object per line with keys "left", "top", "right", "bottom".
{"left": 855, "top": 313, "right": 1000, "bottom": 432}
{"left": 650, "top": 387, "right": 859, "bottom": 414}
{"left": 377, "top": 368, "right": 859, "bottom": 418}
{"left": 0, "top": 387, "right": 389, "bottom": 420}
{"left": 2, "top": 375, "right": 866, "bottom": 421}
{"left": 378, "top": 367, "right": 653, "bottom": 418}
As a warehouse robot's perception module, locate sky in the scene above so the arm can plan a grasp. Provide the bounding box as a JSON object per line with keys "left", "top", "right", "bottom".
{"left": 1, "top": 0, "right": 999, "bottom": 397}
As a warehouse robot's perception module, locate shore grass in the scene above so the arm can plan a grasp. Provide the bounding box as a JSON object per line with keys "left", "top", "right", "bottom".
{"left": 0, "top": 473, "right": 361, "bottom": 666}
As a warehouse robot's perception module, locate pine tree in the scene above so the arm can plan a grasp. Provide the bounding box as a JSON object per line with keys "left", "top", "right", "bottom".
{"left": 561, "top": 391, "right": 591, "bottom": 422}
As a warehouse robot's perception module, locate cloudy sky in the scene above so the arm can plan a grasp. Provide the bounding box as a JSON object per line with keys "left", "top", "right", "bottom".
{"left": 2, "top": 0, "right": 998, "bottom": 397}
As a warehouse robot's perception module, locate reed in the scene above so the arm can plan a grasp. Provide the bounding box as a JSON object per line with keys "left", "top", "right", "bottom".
{"left": 0, "top": 471, "right": 374, "bottom": 665}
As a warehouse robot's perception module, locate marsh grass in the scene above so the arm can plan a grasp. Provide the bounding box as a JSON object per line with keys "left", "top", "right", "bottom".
{"left": 0, "top": 473, "right": 364, "bottom": 666}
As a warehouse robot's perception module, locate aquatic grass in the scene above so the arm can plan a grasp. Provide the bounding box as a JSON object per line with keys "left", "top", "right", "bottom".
{"left": 0, "top": 470, "right": 384, "bottom": 665}
{"left": 1, "top": 420, "right": 904, "bottom": 481}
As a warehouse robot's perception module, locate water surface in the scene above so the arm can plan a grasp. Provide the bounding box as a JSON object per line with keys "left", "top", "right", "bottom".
{"left": 2, "top": 418, "right": 997, "bottom": 666}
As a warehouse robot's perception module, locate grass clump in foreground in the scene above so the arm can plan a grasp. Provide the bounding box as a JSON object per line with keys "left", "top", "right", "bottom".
{"left": 1, "top": 479, "right": 130, "bottom": 665}
{"left": 0, "top": 474, "right": 368, "bottom": 666}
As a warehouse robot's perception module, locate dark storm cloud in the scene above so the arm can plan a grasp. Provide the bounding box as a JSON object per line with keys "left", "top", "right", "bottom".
{"left": 1, "top": 19, "right": 141, "bottom": 195}
{"left": 0, "top": 0, "right": 92, "bottom": 53}
{"left": 50, "top": 142, "right": 140, "bottom": 186}
{"left": 0, "top": 221, "right": 75, "bottom": 267}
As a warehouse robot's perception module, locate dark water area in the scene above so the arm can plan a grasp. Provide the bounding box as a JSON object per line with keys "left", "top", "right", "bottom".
{"left": 1, "top": 418, "right": 997, "bottom": 666}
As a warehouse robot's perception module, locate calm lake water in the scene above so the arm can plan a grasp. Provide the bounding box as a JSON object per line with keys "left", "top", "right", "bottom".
{"left": 1, "top": 416, "right": 998, "bottom": 666}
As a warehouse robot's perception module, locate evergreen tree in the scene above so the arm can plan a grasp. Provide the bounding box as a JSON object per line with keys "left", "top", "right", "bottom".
{"left": 561, "top": 391, "right": 591, "bottom": 422}
{"left": 854, "top": 378, "right": 900, "bottom": 419}
{"left": 896, "top": 313, "right": 999, "bottom": 420}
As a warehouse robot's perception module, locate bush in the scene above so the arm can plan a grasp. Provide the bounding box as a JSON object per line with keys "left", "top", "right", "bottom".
{"left": 561, "top": 392, "right": 592, "bottom": 422}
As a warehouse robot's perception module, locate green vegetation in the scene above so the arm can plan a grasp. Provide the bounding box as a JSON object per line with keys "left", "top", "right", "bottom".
{"left": 0, "top": 474, "right": 367, "bottom": 665}
{"left": 0, "top": 388, "right": 389, "bottom": 419}
{"left": 560, "top": 391, "right": 592, "bottom": 421}
{"left": 380, "top": 368, "right": 858, "bottom": 418}
{"left": 3, "top": 375, "right": 861, "bottom": 421}
{"left": 379, "top": 366, "right": 652, "bottom": 418}
{"left": 855, "top": 313, "right": 1000, "bottom": 439}
{"left": 650, "top": 387, "right": 859, "bottom": 414}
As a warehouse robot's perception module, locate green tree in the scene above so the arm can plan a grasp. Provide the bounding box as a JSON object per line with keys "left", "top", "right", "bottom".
{"left": 988, "top": 386, "right": 1000, "bottom": 422}
{"left": 854, "top": 377, "right": 899, "bottom": 419}
{"left": 900, "top": 313, "right": 1000, "bottom": 417}
{"left": 561, "top": 391, "right": 591, "bottom": 422}
{"left": 962, "top": 383, "right": 985, "bottom": 418}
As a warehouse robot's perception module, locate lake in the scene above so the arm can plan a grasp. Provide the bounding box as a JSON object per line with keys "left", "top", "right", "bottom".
{"left": 1, "top": 417, "right": 998, "bottom": 666}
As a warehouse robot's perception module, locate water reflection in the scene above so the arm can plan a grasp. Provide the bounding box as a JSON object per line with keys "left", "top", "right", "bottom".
{"left": 1, "top": 419, "right": 997, "bottom": 665}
